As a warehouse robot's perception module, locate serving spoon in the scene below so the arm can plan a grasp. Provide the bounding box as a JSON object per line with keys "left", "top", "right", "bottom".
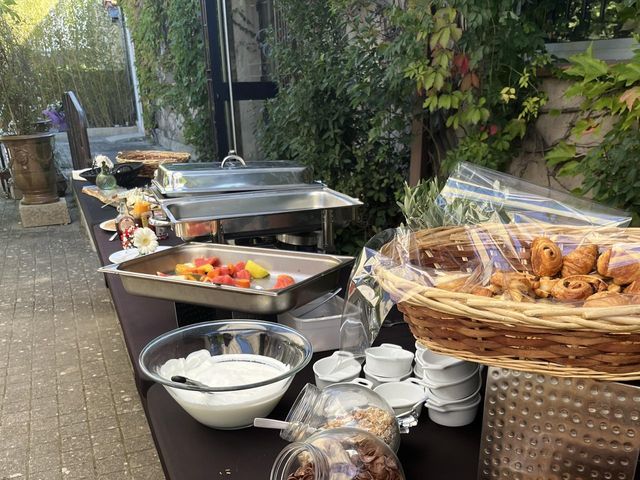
{"left": 171, "top": 375, "right": 211, "bottom": 389}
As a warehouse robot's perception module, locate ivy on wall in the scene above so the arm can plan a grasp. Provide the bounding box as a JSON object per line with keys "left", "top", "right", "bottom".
{"left": 121, "top": 0, "right": 215, "bottom": 158}
{"left": 260, "top": 0, "right": 550, "bottom": 252}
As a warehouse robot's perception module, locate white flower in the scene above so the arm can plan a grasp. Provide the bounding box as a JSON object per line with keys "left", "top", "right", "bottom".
{"left": 133, "top": 227, "right": 158, "bottom": 255}
{"left": 94, "top": 154, "right": 113, "bottom": 169}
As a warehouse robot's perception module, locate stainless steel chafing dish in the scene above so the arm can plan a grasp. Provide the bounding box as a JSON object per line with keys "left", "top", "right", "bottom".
{"left": 99, "top": 243, "right": 353, "bottom": 314}
{"left": 153, "top": 161, "right": 313, "bottom": 196}
{"left": 149, "top": 161, "right": 363, "bottom": 251}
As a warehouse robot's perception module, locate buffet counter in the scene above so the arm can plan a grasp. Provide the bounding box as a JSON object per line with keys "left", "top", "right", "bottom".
{"left": 78, "top": 179, "right": 625, "bottom": 479}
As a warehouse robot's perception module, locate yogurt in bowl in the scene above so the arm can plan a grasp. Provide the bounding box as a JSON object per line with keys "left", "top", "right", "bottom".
{"left": 139, "top": 320, "right": 313, "bottom": 430}
{"left": 160, "top": 350, "right": 292, "bottom": 429}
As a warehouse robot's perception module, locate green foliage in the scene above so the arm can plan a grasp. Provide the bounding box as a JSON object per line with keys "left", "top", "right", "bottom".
{"left": 546, "top": 41, "right": 640, "bottom": 212}
{"left": 26, "top": 0, "right": 136, "bottom": 127}
{"left": 524, "top": 0, "right": 639, "bottom": 42}
{"left": 0, "top": 11, "right": 41, "bottom": 134}
{"left": 260, "top": 0, "right": 549, "bottom": 251}
{"left": 1, "top": 0, "right": 136, "bottom": 130}
{"left": 121, "top": 0, "right": 215, "bottom": 159}
{"left": 260, "top": 0, "right": 414, "bottom": 253}
{"left": 399, "top": 177, "right": 497, "bottom": 229}
{"left": 431, "top": 0, "right": 550, "bottom": 173}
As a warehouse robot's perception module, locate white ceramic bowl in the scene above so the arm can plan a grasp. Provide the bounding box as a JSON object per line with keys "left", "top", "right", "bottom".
{"left": 363, "top": 364, "right": 411, "bottom": 388}
{"left": 426, "top": 381, "right": 482, "bottom": 407}
{"left": 365, "top": 343, "right": 413, "bottom": 378}
{"left": 413, "top": 363, "right": 424, "bottom": 379}
{"left": 421, "top": 366, "right": 481, "bottom": 401}
{"left": 414, "top": 340, "right": 428, "bottom": 356}
{"left": 416, "top": 348, "right": 477, "bottom": 383}
{"left": 313, "top": 351, "right": 362, "bottom": 389}
{"left": 426, "top": 393, "right": 482, "bottom": 427}
{"left": 374, "top": 378, "right": 427, "bottom": 417}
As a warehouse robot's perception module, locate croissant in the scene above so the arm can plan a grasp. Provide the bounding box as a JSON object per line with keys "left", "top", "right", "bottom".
{"left": 491, "top": 271, "right": 534, "bottom": 302}
{"left": 608, "top": 283, "right": 622, "bottom": 293}
{"left": 550, "top": 275, "right": 607, "bottom": 302}
{"left": 530, "top": 237, "right": 563, "bottom": 277}
{"left": 435, "top": 275, "right": 470, "bottom": 292}
{"left": 561, "top": 244, "right": 598, "bottom": 277}
{"left": 624, "top": 281, "right": 640, "bottom": 294}
{"left": 597, "top": 246, "right": 640, "bottom": 285}
{"left": 583, "top": 291, "right": 631, "bottom": 308}
{"left": 470, "top": 285, "right": 493, "bottom": 297}
{"left": 597, "top": 249, "right": 611, "bottom": 276}
{"left": 534, "top": 277, "right": 560, "bottom": 298}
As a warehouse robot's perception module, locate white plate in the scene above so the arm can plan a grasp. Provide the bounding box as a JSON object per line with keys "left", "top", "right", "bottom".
{"left": 99, "top": 219, "right": 117, "bottom": 232}
{"left": 109, "top": 246, "right": 170, "bottom": 265}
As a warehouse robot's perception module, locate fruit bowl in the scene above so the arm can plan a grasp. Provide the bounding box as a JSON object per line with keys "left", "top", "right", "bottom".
{"left": 139, "top": 320, "right": 313, "bottom": 429}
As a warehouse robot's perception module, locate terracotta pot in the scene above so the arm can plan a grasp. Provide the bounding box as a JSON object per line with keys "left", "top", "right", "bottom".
{"left": 0, "top": 133, "right": 58, "bottom": 204}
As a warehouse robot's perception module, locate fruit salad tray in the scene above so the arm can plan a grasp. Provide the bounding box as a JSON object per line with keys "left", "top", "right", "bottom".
{"left": 99, "top": 243, "right": 353, "bottom": 314}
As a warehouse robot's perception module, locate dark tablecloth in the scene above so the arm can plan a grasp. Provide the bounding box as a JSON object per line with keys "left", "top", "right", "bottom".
{"left": 145, "top": 322, "right": 483, "bottom": 479}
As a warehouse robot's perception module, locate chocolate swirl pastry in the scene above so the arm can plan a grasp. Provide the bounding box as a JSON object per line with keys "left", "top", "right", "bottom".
{"left": 583, "top": 291, "right": 631, "bottom": 308}
{"left": 550, "top": 275, "right": 607, "bottom": 302}
{"left": 597, "top": 247, "right": 640, "bottom": 285}
{"left": 561, "top": 244, "right": 598, "bottom": 277}
{"left": 530, "top": 237, "right": 563, "bottom": 277}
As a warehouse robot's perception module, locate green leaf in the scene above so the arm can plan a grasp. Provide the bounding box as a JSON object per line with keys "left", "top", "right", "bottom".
{"left": 557, "top": 160, "right": 580, "bottom": 177}
{"left": 546, "top": 142, "right": 577, "bottom": 166}
{"left": 565, "top": 44, "right": 609, "bottom": 82}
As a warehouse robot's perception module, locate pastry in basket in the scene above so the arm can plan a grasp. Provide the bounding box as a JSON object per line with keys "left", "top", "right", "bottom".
{"left": 470, "top": 285, "right": 493, "bottom": 297}
{"left": 583, "top": 291, "right": 631, "bottom": 308}
{"left": 597, "top": 247, "right": 640, "bottom": 285}
{"left": 624, "top": 280, "right": 640, "bottom": 294}
{"left": 490, "top": 271, "right": 535, "bottom": 302}
{"left": 533, "top": 276, "right": 559, "bottom": 298}
{"left": 530, "top": 237, "right": 563, "bottom": 277}
{"left": 434, "top": 274, "right": 471, "bottom": 292}
{"left": 550, "top": 274, "right": 607, "bottom": 302}
{"left": 561, "top": 244, "right": 598, "bottom": 277}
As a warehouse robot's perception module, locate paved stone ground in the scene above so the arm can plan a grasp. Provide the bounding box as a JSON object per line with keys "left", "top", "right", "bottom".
{"left": 0, "top": 194, "right": 165, "bottom": 480}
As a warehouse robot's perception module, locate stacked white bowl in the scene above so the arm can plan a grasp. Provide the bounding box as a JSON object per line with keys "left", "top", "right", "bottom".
{"left": 414, "top": 341, "right": 482, "bottom": 427}
{"left": 363, "top": 343, "right": 414, "bottom": 388}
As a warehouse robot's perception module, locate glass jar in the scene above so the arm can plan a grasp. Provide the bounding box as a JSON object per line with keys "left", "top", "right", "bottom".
{"left": 96, "top": 162, "right": 117, "bottom": 192}
{"left": 281, "top": 383, "right": 401, "bottom": 452}
{"left": 271, "top": 427, "right": 405, "bottom": 480}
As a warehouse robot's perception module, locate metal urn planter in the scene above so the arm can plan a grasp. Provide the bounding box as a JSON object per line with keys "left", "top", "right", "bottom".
{"left": 0, "top": 133, "right": 58, "bottom": 205}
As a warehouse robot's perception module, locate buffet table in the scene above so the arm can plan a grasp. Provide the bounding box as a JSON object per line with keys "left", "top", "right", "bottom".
{"left": 74, "top": 179, "right": 640, "bottom": 480}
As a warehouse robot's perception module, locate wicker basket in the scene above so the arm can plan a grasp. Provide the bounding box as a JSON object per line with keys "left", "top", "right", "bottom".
{"left": 375, "top": 224, "right": 640, "bottom": 380}
{"left": 116, "top": 150, "right": 190, "bottom": 178}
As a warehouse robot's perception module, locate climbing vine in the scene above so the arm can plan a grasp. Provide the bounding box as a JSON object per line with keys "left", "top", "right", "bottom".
{"left": 121, "top": 0, "right": 215, "bottom": 158}
{"left": 260, "top": 0, "right": 550, "bottom": 251}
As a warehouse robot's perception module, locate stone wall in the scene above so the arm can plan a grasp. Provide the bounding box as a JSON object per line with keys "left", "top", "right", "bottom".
{"left": 509, "top": 77, "right": 581, "bottom": 192}
{"left": 154, "top": 107, "right": 196, "bottom": 158}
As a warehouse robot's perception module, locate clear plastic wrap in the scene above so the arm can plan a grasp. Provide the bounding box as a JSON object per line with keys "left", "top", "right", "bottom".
{"left": 339, "top": 162, "right": 634, "bottom": 359}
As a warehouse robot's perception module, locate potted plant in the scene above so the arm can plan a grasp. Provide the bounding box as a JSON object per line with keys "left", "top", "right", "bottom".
{"left": 0, "top": 11, "right": 58, "bottom": 205}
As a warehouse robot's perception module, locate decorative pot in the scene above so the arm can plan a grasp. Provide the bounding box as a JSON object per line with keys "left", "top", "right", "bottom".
{"left": 0, "top": 133, "right": 58, "bottom": 204}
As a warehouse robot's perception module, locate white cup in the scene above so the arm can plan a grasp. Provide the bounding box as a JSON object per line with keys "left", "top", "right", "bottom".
{"left": 365, "top": 343, "right": 414, "bottom": 378}
{"left": 313, "top": 351, "right": 362, "bottom": 389}
{"left": 374, "top": 378, "right": 427, "bottom": 417}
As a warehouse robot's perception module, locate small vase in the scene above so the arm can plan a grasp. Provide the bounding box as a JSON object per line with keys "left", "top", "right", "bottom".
{"left": 96, "top": 162, "right": 117, "bottom": 192}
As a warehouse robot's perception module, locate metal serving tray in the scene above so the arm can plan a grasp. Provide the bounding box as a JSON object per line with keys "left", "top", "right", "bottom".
{"left": 98, "top": 243, "right": 353, "bottom": 314}
{"left": 161, "top": 187, "right": 362, "bottom": 223}
{"left": 153, "top": 161, "right": 313, "bottom": 196}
